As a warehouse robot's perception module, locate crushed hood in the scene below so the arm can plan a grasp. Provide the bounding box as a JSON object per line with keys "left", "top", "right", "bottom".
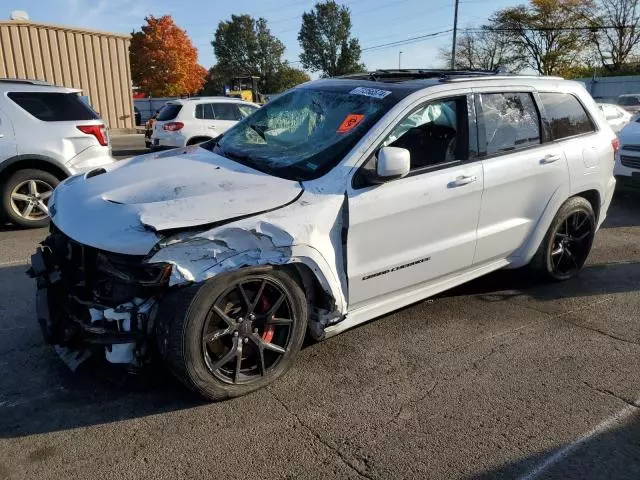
{"left": 50, "top": 146, "right": 303, "bottom": 255}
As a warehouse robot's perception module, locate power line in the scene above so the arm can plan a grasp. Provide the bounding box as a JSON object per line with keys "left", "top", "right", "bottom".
{"left": 361, "top": 29, "right": 454, "bottom": 52}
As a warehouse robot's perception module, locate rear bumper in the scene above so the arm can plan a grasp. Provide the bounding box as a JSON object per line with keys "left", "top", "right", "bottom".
{"left": 66, "top": 145, "right": 116, "bottom": 174}
{"left": 150, "top": 132, "right": 186, "bottom": 148}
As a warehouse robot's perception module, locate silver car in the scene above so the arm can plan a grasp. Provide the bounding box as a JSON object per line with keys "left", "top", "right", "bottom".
{"left": 0, "top": 78, "right": 115, "bottom": 227}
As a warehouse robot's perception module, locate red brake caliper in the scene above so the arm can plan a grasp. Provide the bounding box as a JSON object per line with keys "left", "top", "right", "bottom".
{"left": 259, "top": 295, "right": 275, "bottom": 343}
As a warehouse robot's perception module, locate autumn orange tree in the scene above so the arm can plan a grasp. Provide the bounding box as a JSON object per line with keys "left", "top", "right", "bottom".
{"left": 130, "top": 15, "right": 207, "bottom": 97}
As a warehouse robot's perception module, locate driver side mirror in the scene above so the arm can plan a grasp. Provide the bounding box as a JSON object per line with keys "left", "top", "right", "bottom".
{"left": 376, "top": 146, "right": 411, "bottom": 181}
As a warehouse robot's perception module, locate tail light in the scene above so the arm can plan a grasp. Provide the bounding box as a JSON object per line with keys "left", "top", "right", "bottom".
{"left": 612, "top": 137, "right": 620, "bottom": 153}
{"left": 163, "top": 122, "right": 184, "bottom": 132}
{"left": 77, "top": 124, "right": 108, "bottom": 146}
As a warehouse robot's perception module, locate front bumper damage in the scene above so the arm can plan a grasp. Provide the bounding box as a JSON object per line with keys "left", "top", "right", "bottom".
{"left": 29, "top": 229, "right": 167, "bottom": 370}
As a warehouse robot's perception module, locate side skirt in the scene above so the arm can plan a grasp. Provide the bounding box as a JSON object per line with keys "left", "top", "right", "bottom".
{"left": 323, "top": 258, "right": 510, "bottom": 338}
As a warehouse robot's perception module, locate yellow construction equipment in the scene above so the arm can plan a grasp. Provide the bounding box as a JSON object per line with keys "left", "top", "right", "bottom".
{"left": 227, "top": 76, "right": 264, "bottom": 104}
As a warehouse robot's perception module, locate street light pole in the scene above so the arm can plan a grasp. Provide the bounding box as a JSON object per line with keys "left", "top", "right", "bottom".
{"left": 450, "top": 0, "right": 459, "bottom": 69}
{"left": 399, "top": 51, "right": 403, "bottom": 69}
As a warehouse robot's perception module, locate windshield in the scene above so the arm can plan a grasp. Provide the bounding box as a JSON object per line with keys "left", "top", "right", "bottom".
{"left": 213, "top": 88, "right": 389, "bottom": 180}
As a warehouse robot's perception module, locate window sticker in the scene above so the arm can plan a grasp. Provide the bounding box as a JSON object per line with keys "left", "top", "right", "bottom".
{"left": 337, "top": 114, "right": 365, "bottom": 133}
{"left": 350, "top": 87, "right": 392, "bottom": 99}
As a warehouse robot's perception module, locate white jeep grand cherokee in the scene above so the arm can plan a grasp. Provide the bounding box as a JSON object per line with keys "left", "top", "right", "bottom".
{"left": 30, "top": 70, "right": 617, "bottom": 401}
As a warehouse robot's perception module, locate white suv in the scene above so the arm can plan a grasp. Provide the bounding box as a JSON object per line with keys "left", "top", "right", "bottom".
{"left": 30, "top": 71, "right": 616, "bottom": 401}
{"left": 150, "top": 97, "right": 259, "bottom": 149}
{"left": 0, "top": 79, "right": 114, "bottom": 228}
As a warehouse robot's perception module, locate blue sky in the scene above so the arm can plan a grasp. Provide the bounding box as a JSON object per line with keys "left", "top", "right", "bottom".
{"left": 5, "top": 0, "right": 519, "bottom": 71}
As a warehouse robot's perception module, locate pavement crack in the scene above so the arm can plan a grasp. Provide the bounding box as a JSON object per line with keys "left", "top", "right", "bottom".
{"left": 559, "top": 317, "right": 640, "bottom": 347}
{"left": 267, "top": 388, "right": 376, "bottom": 480}
{"left": 583, "top": 381, "right": 640, "bottom": 409}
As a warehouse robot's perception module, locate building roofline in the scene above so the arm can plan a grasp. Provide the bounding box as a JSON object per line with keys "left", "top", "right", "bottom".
{"left": 0, "top": 19, "right": 130, "bottom": 39}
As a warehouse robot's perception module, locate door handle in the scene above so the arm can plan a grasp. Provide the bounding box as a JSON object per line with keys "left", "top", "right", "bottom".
{"left": 448, "top": 175, "right": 477, "bottom": 187}
{"left": 208, "top": 126, "right": 217, "bottom": 130}
{"left": 541, "top": 153, "right": 561, "bottom": 164}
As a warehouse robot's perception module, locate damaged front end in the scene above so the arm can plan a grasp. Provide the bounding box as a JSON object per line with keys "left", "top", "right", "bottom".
{"left": 29, "top": 224, "right": 171, "bottom": 370}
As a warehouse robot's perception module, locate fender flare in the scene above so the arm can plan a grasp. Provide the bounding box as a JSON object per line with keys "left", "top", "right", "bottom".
{"left": 0, "top": 154, "right": 71, "bottom": 179}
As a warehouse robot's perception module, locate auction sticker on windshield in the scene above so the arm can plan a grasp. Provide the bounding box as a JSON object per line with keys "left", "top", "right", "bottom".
{"left": 350, "top": 87, "right": 392, "bottom": 99}
{"left": 337, "top": 114, "right": 365, "bottom": 133}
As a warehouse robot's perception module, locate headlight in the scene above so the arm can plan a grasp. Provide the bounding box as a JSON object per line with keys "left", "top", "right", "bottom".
{"left": 96, "top": 253, "right": 172, "bottom": 286}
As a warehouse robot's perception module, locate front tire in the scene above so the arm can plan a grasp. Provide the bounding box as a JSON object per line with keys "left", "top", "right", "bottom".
{"left": 1, "top": 169, "right": 59, "bottom": 228}
{"left": 529, "top": 196, "right": 596, "bottom": 281}
{"left": 156, "top": 268, "right": 308, "bottom": 401}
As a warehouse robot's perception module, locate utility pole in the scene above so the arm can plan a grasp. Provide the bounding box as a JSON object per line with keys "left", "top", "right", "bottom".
{"left": 450, "top": 0, "right": 459, "bottom": 69}
{"left": 399, "top": 51, "right": 403, "bottom": 69}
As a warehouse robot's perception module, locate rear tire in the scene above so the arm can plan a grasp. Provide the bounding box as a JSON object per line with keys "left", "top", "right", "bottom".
{"left": 529, "top": 196, "right": 596, "bottom": 281}
{"left": 156, "top": 267, "right": 307, "bottom": 401}
{"left": 1, "top": 169, "right": 59, "bottom": 228}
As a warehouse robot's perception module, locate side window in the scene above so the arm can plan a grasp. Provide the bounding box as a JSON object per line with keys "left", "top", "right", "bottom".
{"left": 195, "top": 104, "right": 204, "bottom": 119}
{"left": 203, "top": 104, "right": 216, "bottom": 120}
{"left": 213, "top": 103, "right": 241, "bottom": 121}
{"left": 381, "top": 96, "right": 470, "bottom": 171}
{"left": 539, "top": 92, "right": 595, "bottom": 140}
{"left": 479, "top": 92, "right": 541, "bottom": 155}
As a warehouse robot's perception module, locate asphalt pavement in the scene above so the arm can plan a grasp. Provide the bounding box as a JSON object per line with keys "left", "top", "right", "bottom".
{"left": 1, "top": 137, "right": 640, "bottom": 479}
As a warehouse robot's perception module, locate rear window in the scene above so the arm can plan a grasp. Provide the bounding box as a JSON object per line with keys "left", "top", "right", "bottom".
{"left": 539, "top": 92, "right": 595, "bottom": 140}
{"left": 157, "top": 104, "right": 182, "bottom": 121}
{"left": 8, "top": 92, "right": 99, "bottom": 121}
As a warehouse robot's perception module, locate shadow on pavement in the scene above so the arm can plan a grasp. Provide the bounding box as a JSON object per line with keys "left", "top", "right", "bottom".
{"left": 603, "top": 186, "right": 640, "bottom": 229}
{"left": 440, "top": 260, "right": 640, "bottom": 304}
{"left": 470, "top": 415, "right": 640, "bottom": 479}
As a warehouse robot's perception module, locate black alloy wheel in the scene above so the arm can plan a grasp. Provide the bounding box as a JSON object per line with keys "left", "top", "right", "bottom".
{"left": 156, "top": 268, "right": 307, "bottom": 401}
{"left": 529, "top": 196, "right": 596, "bottom": 281}
{"left": 202, "top": 278, "right": 294, "bottom": 385}
{"left": 549, "top": 210, "right": 595, "bottom": 279}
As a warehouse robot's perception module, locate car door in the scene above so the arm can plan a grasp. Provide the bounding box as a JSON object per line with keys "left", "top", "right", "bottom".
{"left": 211, "top": 102, "right": 241, "bottom": 134}
{"left": 472, "top": 89, "right": 569, "bottom": 264}
{"left": 195, "top": 103, "right": 217, "bottom": 137}
{"left": 0, "top": 108, "right": 17, "bottom": 161}
{"left": 347, "top": 93, "right": 484, "bottom": 307}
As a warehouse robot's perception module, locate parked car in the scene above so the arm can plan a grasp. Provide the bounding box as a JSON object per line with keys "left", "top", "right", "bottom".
{"left": 144, "top": 110, "right": 160, "bottom": 149}
{"left": 614, "top": 117, "right": 640, "bottom": 187}
{"left": 0, "top": 78, "right": 114, "bottom": 228}
{"left": 150, "top": 97, "right": 259, "bottom": 149}
{"left": 617, "top": 93, "right": 640, "bottom": 115}
{"left": 597, "top": 102, "right": 632, "bottom": 133}
{"left": 30, "top": 71, "right": 616, "bottom": 400}
{"left": 134, "top": 106, "right": 141, "bottom": 126}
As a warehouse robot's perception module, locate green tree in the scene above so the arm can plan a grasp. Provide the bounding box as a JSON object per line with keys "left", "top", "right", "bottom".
{"left": 490, "top": 0, "right": 593, "bottom": 75}
{"left": 210, "top": 14, "right": 309, "bottom": 93}
{"left": 298, "top": 1, "right": 365, "bottom": 77}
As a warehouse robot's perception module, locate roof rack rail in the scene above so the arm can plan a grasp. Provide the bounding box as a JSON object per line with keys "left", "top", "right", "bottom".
{"left": 339, "top": 68, "right": 509, "bottom": 82}
{"left": 0, "top": 78, "right": 54, "bottom": 86}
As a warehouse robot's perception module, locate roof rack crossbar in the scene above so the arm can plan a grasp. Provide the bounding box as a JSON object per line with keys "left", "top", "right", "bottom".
{"left": 338, "top": 68, "right": 509, "bottom": 82}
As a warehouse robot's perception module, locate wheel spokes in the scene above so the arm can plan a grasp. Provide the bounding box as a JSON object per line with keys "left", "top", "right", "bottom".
{"left": 21, "top": 202, "right": 35, "bottom": 218}
{"left": 28, "top": 180, "right": 38, "bottom": 196}
{"left": 250, "top": 333, "right": 286, "bottom": 354}
{"left": 11, "top": 192, "right": 30, "bottom": 202}
{"left": 264, "top": 293, "right": 285, "bottom": 319}
{"left": 205, "top": 327, "right": 233, "bottom": 343}
{"left": 213, "top": 305, "right": 236, "bottom": 328}
{"left": 248, "top": 280, "right": 266, "bottom": 315}
{"left": 266, "top": 317, "right": 293, "bottom": 326}
{"left": 237, "top": 284, "right": 251, "bottom": 311}
{"left": 211, "top": 336, "right": 239, "bottom": 371}
{"left": 234, "top": 341, "right": 243, "bottom": 383}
